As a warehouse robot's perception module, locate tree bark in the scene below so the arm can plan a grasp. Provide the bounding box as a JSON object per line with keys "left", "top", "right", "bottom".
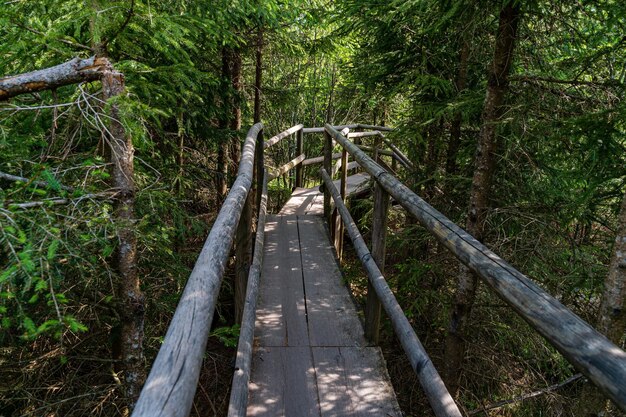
{"left": 227, "top": 47, "right": 243, "bottom": 176}
{"left": 579, "top": 191, "right": 626, "bottom": 415}
{"left": 444, "top": 2, "right": 521, "bottom": 396}
{"left": 102, "top": 71, "right": 145, "bottom": 406}
{"left": 0, "top": 56, "right": 110, "bottom": 100}
{"left": 446, "top": 38, "right": 470, "bottom": 177}
{"left": 254, "top": 26, "right": 263, "bottom": 124}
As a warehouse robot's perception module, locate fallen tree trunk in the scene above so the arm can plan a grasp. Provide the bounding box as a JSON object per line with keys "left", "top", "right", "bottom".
{"left": 0, "top": 56, "right": 111, "bottom": 101}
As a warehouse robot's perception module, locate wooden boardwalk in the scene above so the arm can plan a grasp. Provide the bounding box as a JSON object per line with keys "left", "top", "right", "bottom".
{"left": 247, "top": 176, "right": 401, "bottom": 417}
{"left": 279, "top": 173, "right": 369, "bottom": 215}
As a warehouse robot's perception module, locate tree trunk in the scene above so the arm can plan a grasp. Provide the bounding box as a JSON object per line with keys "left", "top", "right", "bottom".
{"left": 579, "top": 192, "right": 626, "bottom": 415}
{"left": 444, "top": 2, "right": 521, "bottom": 396}
{"left": 101, "top": 71, "right": 144, "bottom": 407}
{"left": 227, "top": 48, "right": 243, "bottom": 176}
{"left": 446, "top": 38, "right": 470, "bottom": 177}
{"left": 254, "top": 26, "right": 263, "bottom": 124}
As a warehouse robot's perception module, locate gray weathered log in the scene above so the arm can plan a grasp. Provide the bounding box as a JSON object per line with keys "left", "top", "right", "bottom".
{"left": 380, "top": 135, "right": 414, "bottom": 169}
{"left": 347, "top": 131, "right": 382, "bottom": 138}
{"left": 320, "top": 169, "right": 462, "bottom": 417}
{"left": 132, "top": 123, "right": 263, "bottom": 417}
{"left": 267, "top": 153, "right": 306, "bottom": 181}
{"left": 302, "top": 124, "right": 358, "bottom": 134}
{"left": 0, "top": 56, "right": 111, "bottom": 101}
{"left": 302, "top": 153, "right": 342, "bottom": 166}
{"left": 357, "top": 123, "right": 393, "bottom": 132}
{"left": 228, "top": 174, "right": 268, "bottom": 417}
{"left": 324, "top": 124, "right": 626, "bottom": 411}
{"left": 264, "top": 124, "right": 303, "bottom": 149}
{"left": 357, "top": 145, "right": 394, "bottom": 157}
{"left": 302, "top": 123, "right": 392, "bottom": 134}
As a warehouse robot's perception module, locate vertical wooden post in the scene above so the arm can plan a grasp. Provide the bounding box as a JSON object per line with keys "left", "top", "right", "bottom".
{"left": 256, "top": 128, "right": 264, "bottom": 213}
{"left": 323, "top": 130, "right": 332, "bottom": 225}
{"left": 334, "top": 147, "right": 348, "bottom": 261}
{"left": 295, "top": 128, "right": 303, "bottom": 188}
{"left": 365, "top": 156, "right": 390, "bottom": 344}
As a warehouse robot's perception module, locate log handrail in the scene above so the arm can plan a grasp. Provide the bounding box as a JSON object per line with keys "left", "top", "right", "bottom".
{"left": 132, "top": 123, "right": 263, "bottom": 417}
{"left": 320, "top": 168, "right": 462, "bottom": 417}
{"left": 324, "top": 123, "right": 626, "bottom": 411}
{"left": 264, "top": 124, "right": 303, "bottom": 149}
{"left": 267, "top": 153, "right": 306, "bottom": 180}
{"left": 227, "top": 174, "right": 268, "bottom": 417}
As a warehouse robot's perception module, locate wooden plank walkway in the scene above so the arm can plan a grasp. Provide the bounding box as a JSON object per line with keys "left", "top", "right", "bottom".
{"left": 279, "top": 173, "right": 370, "bottom": 215}
{"left": 247, "top": 180, "right": 402, "bottom": 416}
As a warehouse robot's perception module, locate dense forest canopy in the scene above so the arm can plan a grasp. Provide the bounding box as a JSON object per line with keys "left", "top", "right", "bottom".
{"left": 1, "top": 0, "right": 625, "bottom": 416}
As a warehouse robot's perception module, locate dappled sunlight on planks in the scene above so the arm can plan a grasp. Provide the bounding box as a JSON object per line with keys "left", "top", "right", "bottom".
{"left": 247, "top": 212, "right": 401, "bottom": 416}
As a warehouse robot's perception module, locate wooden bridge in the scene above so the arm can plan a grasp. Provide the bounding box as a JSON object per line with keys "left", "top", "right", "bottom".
{"left": 131, "top": 123, "right": 626, "bottom": 417}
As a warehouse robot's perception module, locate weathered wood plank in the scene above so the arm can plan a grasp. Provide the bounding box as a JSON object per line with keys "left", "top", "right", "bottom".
{"left": 298, "top": 216, "right": 366, "bottom": 347}
{"left": 312, "top": 346, "right": 402, "bottom": 417}
{"left": 255, "top": 215, "right": 309, "bottom": 347}
{"left": 325, "top": 124, "right": 626, "bottom": 411}
{"left": 133, "top": 123, "right": 263, "bottom": 417}
{"left": 280, "top": 174, "right": 370, "bottom": 216}
{"left": 228, "top": 175, "right": 268, "bottom": 417}
{"left": 320, "top": 168, "right": 462, "bottom": 417}
{"left": 248, "top": 346, "right": 321, "bottom": 417}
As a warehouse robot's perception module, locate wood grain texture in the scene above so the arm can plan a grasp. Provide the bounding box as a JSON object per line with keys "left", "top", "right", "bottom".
{"left": 248, "top": 347, "right": 321, "bottom": 417}
{"left": 255, "top": 215, "right": 309, "bottom": 347}
{"left": 313, "top": 347, "right": 402, "bottom": 417}
{"left": 298, "top": 216, "right": 366, "bottom": 347}
{"left": 325, "top": 124, "right": 626, "bottom": 411}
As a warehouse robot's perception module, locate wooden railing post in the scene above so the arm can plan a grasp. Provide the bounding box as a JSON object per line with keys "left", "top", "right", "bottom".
{"left": 323, "top": 129, "right": 332, "bottom": 224}
{"left": 295, "top": 128, "right": 303, "bottom": 188}
{"left": 334, "top": 147, "right": 348, "bottom": 260}
{"left": 365, "top": 179, "right": 390, "bottom": 343}
{"left": 256, "top": 128, "right": 264, "bottom": 213}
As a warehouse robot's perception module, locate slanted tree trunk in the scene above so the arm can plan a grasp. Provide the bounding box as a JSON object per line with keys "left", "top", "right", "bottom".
{"left": 579, "top": 192, "right": 626, "bottom": 415}
{"left": 102, "top": 71, "right": 145, "bottom": 406}
{"left": 444, "top": 2, "right": 521, "bottom": 396}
